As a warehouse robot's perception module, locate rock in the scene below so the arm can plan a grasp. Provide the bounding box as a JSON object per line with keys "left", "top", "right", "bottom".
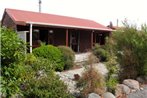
{"left": 122, "top": 84, "right": 131, "bottom": 94}
{"left": 127, "top": 86, "right": 147, "bottom": 98}
{"left": 115, "top": 84, "right": 131, "bottom": 97}
{"left": 137, "top": 77, "right": 145, "bottom": 84}
{"left": 103, "top": 92, "right": 116, "bottom": 98}
{"left": 123, "top": 79, "right": 140, "bottom": 90}
{"left": 74, "top": 74, "right": 80, "bottom": 81}
{"left": 115, "top": 84, "right": 123, "bottom": 98}
{"left": 88, "top": 93, "right": 101, "bottom": 98}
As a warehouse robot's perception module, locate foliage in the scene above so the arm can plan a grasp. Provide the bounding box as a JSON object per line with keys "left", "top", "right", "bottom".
{"left": 1, "top": 27, "right": 25, "bottom": 66}
{"left": 77, "top": 54, "right": 105, "bottom": 97}
{"left": 58, "top": 46, "right": 75, "bottom": 70}
{"left": 104, "top": 37, "right": 120, "bottom": 94}
{"left": 1, "top": 27, "right": 73, "bottom": 98}
{"left": 143, "top": 61, "right": 147, "bottom": 76}
{"left": 92, "top": 44, "right": 108, "bottom": 62}
{"left": 32, "top": 44, "right": 64, "bottom": 71}
{"left": 1, "top": 27, "right": 26, "bottom": 97}
{"left": 107, "top": 23, "right": 147, "bottom": 80}
{"left": 105, "top": 55, "right": 119, "bottom": 94}
{"left": 22, "top": 54, "right": 73, "bottom": 98}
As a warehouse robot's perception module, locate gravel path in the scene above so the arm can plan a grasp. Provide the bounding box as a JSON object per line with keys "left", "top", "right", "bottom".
{"left": 60, "top": 63, "right": 108, "bottom": 76}
{"left": 56, "top": 63, "right": 108, "bottom": 94}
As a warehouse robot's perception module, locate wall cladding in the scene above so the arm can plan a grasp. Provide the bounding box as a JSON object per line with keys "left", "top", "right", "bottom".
{"left": 2, "top": 12, "right": 16, "bottom": 30}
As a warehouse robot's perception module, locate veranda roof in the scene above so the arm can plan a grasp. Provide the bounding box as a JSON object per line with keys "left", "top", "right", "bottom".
{"left": 4, "top": 8, "right": 112, "bottom": 31}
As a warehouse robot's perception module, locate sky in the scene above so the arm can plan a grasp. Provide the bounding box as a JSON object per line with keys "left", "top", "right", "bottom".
{"left": 0, "top": 0, "right": 147, "bottom": 27}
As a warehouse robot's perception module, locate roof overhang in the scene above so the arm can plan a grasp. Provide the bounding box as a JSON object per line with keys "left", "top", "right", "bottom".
{"left": 26, "top": 21, "right": 112, "bottom": 31}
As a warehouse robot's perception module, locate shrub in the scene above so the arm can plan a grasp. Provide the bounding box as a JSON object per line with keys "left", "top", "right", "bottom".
{"left": 23, "top": 75, "right": 73, "bottom": 98}
{"left": 21, "top": 54, "right": 73, "bottom": 98}
{"left": 77, "top": 54, "right": 105, "bottom": 97}
{"left": 33, "top": 44, "right": 64, "bottom": 71}
{"left": 1, "top": 27, "right": 25, "bottom": 66}
{"left": 105, "top": 55, "right": 119, "bottom": 94}
{"left": 24, "top": 54, "right": 53, "bottom": 71}
{"left": 77, "top": 67, "right": 105, "bottom": 97}
{"left": 107, "top": 23, "right": 147, "bottom": 80}
{"left": 1, "top": 27, "right": 26, "bottom": 97}
{"left": 104, "top": 38, "right": 119, "bottom": 94}
{"left": 58, "top": 46, "right": 75, "bottom": 70}
{"left": 92, "top": 44, "right": 108, "bottom": 62}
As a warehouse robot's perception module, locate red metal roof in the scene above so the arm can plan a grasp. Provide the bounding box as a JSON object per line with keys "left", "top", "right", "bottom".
{"left": 4, "top": 8, "right": 112, "bottom": 31}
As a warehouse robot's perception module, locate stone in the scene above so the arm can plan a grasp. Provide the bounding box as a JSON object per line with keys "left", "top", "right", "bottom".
{"left": 74, "top": 74, "right": 80, "bottom": 81}
{"left": 123, "top": 79, "right": 140, "bottom": 90}
{"left": 115, "top": 84, "right": 131, "bottom": 97}
{"left": 115, "top": 84, "right": 123, "bottom": 98}
{"left": 103, "top": 92, "right": 116, "bottom": 98}
{"left": 136, "top": 77, "right": 145, "bottom": 84}
{"left": 127, "top": 86, "right": 147, "bottom": 98}
{"left": 122, "top": 84, "right": 131, "bottom": 94}
{"left": 88, "top": 93, "right": 101, "bottom": 98}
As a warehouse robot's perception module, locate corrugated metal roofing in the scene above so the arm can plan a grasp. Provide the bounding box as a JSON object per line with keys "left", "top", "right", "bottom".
{"left": 5, "top": 8, "right": 112, "bottom": 31}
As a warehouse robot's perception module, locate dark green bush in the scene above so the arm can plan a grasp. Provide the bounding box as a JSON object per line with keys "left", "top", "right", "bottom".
{"left": 92, "top": 44, "right": 108, "bottom": 62}
{"left": 107, "top": 23, "right": 147, "bottom": 80}
{"left": 58, "top": 46, "right": 75, "bottom": 70}
{"left": 1, "top": 27, "right": 25, "bottom": 66}
{"left": 22, "top": 54, "right": 73, "bottom": 98}
{"left": 1, "top": 27, "right": 26, "bottom": 97}
{"left": 0, "top": 27, "right": 73, "bottom": 98}
{"left": 33, "top": 44, "right": 64, "bottom": 71}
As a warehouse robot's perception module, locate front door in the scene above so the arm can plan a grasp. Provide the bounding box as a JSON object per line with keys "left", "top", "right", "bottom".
{"left": 48, "top": 31, "right": 54, "bottom": 45}
{"left": 70, "top": 32, "right": 80, "bottom": 52}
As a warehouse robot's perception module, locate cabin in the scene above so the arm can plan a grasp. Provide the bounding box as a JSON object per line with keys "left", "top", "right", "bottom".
{"left": 1, "top": 8, "right": 112, "bottom": 53}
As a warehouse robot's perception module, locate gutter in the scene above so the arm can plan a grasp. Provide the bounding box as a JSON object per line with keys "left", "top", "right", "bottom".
{"left": 26, "top": 21, "right": 113, "bottom": 32}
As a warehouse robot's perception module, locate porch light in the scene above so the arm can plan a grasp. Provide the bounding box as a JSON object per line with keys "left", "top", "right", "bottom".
{"left": 49, "top": 30, "right": 53, "bottom": 33}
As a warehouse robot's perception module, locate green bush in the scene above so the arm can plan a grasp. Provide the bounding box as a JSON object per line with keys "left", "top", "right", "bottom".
{"left": 1, "top": 27, "right": 25, "bottom": 66}
{"left": 104, "top": 38, "right": 119, "bottom": 93}
{"left": 105, "top": 55, "right": 119, "bottom": 94}
{"left": 107, "top": 23, "right": 147, "bottom": 80}
{"left": 1, "top": 27, "right": 26, "bottom": 97}
{"left": 92, "top": 44, "right": 108, "bottom": 62}
{"left": 33, "top": 44, "right": 64, "bottom": 71}
{"left": 58, "top": 46, "right": 75, "bottom": 70}
{"left": 0, "top": 27, "right": 73, "bottom": 98}
{"left": 24, "top": 54, "right": 53, "bottom": 71}
{"left": 21, "top": 54, "right": 73, "bottom": 98}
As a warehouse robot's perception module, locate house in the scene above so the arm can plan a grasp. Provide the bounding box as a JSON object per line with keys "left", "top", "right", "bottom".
{"left": 1, "top": 8, "right": 112, "bottom": 53}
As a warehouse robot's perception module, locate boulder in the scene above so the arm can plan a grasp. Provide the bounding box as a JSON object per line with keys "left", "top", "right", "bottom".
{"left": 103, "top": 92, "right": 116, "bottom": 98}
{"left": 127, "top": 86, "right": 147, "bottom": 98}
{"left": 122, "top": 84, "right": 131, "bottom": 94}
{"left": 115, "top": 84, "right": 131, "bottom": 97}
{"left": 88, "top": 93, "right": 101, "bottom": 98}
{"left": 136, "top": 77, "right": 145, "bottom": 84}
{"left": 123, "top": 79, "right": 140, "bottom": 90}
